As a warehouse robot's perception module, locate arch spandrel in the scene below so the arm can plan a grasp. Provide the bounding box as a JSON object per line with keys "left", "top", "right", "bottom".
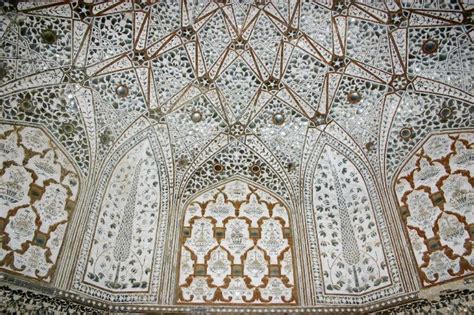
{"left": 1, "top": 86, "right": 91, "bottom": 175}
{"left": 179, "top": 142, "right": 294, "bottom": 208}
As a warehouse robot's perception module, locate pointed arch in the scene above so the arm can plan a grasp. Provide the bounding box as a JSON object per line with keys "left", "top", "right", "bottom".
{"left": 179, "top": 141, "right": 294, "bottom": 207}
{"left": 74, "top": 128, "right": 169, "bottom": 303}
{"left": 176, "top": 176, "right": 297, "bottom": 304}
{"left": 303, "top": 131, "right": 401, "bottom": 304}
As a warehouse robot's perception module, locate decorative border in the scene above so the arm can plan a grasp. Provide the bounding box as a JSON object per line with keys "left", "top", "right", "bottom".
{"left": 7, "top": 270, "right": 472, "bottom": 314}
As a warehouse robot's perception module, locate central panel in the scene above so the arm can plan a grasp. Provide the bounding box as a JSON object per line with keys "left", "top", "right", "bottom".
{"left": 177, "top": 179, "right": 296, "bottom": 304}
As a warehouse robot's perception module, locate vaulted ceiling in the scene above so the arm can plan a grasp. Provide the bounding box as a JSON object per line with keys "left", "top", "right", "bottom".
{"left": 0, "top": 0, "right": 473, "bottom": 313}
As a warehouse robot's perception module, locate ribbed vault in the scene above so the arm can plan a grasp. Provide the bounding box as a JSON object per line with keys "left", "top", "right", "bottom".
{"left": 0, "top": 0, "right": 473, "bottom": 313}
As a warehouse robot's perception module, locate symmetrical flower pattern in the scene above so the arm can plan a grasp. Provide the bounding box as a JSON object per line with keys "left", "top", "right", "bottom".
{"left": 178, "top": 179, "right": 296, "bottom": 304}
{"left": 0, "top": 124, "right": 79, "bottom": 282}
{"left": 395, "top": 132, "right": 474, "bottom": 287}
{"left": 0, "top": 0, "right": 473, "bottom": 313}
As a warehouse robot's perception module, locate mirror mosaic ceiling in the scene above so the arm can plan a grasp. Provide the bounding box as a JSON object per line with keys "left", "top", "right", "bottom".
{"left": 0, "top": 0, "right": 473, "bottom": 313}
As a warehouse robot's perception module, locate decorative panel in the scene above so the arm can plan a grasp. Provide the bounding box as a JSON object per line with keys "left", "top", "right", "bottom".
{"left": 395, "top": 132, "right": 474, "bottom": 287}
{"left": 0, "top": 0, "right": 473, "bottom": 313}
{"left": 304, "top": 135, "right": 401, "bottom": 305}
{"left": 178, "top": 179, "right": 296, "bottom": 304}
{"left": 0, "top": 124, "right": 79, "bottom": 282}
{"left": 74, "top": 132, "right": 169, "bottom": 303}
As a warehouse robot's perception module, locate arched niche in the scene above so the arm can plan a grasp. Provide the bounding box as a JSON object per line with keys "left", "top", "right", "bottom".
{"left": 303, "top": 133, "right": 402, "bottom": 305}
{"left": 177, "top": 177, "right": 297, "bottom": 304}
{"left": 73, "top": 131, "right": 170, "bottom": 303}
{"left": 393, "top": 131, "right": 473, "bottom": 287}
{"left": 0, "top": 123, "right": 80, "bottom": 282}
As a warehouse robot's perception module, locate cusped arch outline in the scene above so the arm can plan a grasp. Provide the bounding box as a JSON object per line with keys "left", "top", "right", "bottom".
{"left": 175, "top": 176, "right": 298, "bottom": 305}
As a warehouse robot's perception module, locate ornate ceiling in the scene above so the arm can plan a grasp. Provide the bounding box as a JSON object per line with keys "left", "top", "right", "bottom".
{"left": 0, "top": 0, "right": 473, "bottom": 313}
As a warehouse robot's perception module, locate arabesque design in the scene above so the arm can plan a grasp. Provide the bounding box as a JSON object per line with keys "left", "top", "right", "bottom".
{"left": 178, "top": 179, "right": 296, "bottom": 304}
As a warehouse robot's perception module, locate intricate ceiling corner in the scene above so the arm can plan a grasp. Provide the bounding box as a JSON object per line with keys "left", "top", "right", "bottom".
{"left": 1, "top": 0, "right": 473, "bottom": 313}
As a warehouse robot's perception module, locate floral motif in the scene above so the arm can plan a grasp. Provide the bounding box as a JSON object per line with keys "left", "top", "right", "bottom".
{"left": 204, "top": 194, "right": 234, "bottom": 227}
{"left": 26, "top": 150, "right": 61, "bottom": 185}
{"left": 181, "top": 277, "right": 216, "bottom": 303}
{"left": 186, "top": 218, "right": 219, "bottom": 263}
{"left": 84, "top": 140, "right": 162, "bottom": 293}
{"left": 1, "top": 0, "right": 473, "bottom": 312}
{"left": 178, "top": 179, "right": 295, "bottom": 304}
{"left": 305, "top": 138, "right": 399, "bottom": 304}
{"left": 437, "top": 214, "right": 468, "bottom": 255}
{"left": 0, "top": 125, "right": 78, "bottom": 282}
{"left": 257, "top": 219, "right": 288, "bottom": 264}
{"left": 396, "top": 133, "right": 473, "bottom": 286}
{"left": 207, "top": 247, "right": 231, "bottom": 286}
{"left": 221, "top": 278, "right": 253, "bottom": 303}
{"left": 244, "top": 247, "right": 268, "bottom": 286}
{"left": 0, "top": 166, "right": 32, "bottom": 208}
{"left": 4, "top": 207, "right": 37, "bottom": 250}
{"left": 260, "top": 278, "right": 293, "bottom": 303}
{"left": 406, "top": 191, "right": 441, "bottom": 238}
{"left": 0, "top": 133, "right": 24, "bottom": 167}
{"left": 34, "top": 184, "right": 68, "bottom": 232}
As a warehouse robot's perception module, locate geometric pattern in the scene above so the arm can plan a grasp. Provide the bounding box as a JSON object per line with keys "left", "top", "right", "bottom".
{"left": 0, "top": 123, "right": 79, "bottom": 282}
{"left": 395, "top": 132, "right": 474, "bottom": 287}
{"left": 178, "top": 179, "right": 296, "bottom": 304}
{"left": 0, "top": 0, "right": 473, "bottom": 313}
